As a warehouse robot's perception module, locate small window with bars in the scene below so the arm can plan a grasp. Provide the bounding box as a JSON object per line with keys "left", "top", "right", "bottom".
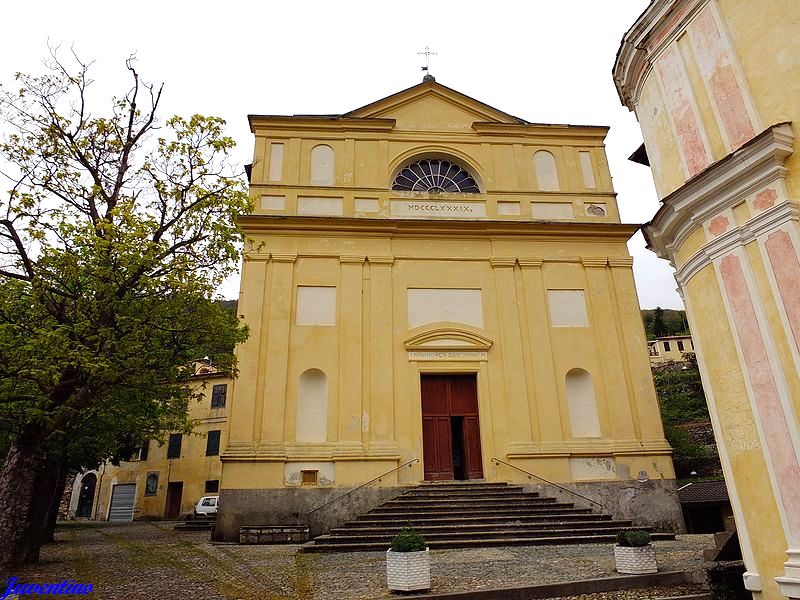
{"left": 301, "top": 470, "right": 318, "bottom": 485}
{"left": 205, "top": 480, "right": 219, "bottom": 493}
{"left": 206, "top": 430, "right": 221, "bottom": 456}
{"left": 211, "top": 384, "right": 227, "bottom": 408}
{"left": 167, "top": 433, "right": 182, "bottom": 459}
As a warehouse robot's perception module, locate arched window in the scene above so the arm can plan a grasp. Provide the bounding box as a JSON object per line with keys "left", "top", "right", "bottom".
{"left": 296, "top": 369, "right": 328, "bottom": 442}
{"left": 310, "top": 145, "right": 334, "bottom": 186}
{"left": 145, "top": 473, "right": 158, "bottom": 496}
{"left": 565, "top": 368, "right": 601, "bottom": 438}
{"left": 534, "top": 150, "right": 560, "bottom": 191}
{"left": 76, "top": 473, "right": 97, "bottom": 518}
{"left": 392, "top": 159, "right": 480, "bottom": 193}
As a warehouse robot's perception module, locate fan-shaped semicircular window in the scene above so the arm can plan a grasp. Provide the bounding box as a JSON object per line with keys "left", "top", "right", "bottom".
{"left": 392, "top": 159, "right": 480, "bottom": 193}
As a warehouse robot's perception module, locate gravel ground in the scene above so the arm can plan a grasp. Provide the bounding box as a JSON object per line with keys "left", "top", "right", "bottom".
{"left": 3, "top": 522, "right": 712, "bottom": 599}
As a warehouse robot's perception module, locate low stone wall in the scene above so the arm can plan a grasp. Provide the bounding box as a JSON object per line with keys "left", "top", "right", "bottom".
{"left": 214, "top": 485, "right": 407, "bottom": 542}
{"left": 215, "top": 478, "right": 684, "bottom": 542}
{"left": 239, "top": 525, "right": 310, "bottom": 544}
{"left": 522, "top": 479, "right": 686, "bottom": 533}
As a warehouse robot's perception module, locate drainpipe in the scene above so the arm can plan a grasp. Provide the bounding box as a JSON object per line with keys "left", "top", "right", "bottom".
{"left": 165, "top": 459, "right": 172, "bottom": 518}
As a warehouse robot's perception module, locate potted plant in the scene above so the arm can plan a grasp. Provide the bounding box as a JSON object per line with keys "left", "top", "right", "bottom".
{"left": 614, "top": 530, "right": 657, "bottom": 574}
{"left": 386, "top": 525, "right": 430, "bottom": 592}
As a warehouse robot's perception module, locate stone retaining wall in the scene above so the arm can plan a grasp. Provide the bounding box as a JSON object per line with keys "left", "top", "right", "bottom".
{"left": 214, "top": 485, "right": 406, "bottom": 542}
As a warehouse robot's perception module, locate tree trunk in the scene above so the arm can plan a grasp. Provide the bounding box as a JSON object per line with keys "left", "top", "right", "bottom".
{"left": 0, "top": 431, "right": 42, "bottom": 569}
{"left": 19, "top": 454, "right": 70, "bottom": 562}
{"left": 43, "top": 458, "right": 70, "bottom": 543}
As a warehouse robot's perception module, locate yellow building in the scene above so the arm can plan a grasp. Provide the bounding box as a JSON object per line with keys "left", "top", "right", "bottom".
{"left": 69, "top": 362, "right": 231, "bottom": 521}
{"left": 649, "top": 335, "right": 695, "bottom": 365}
{"left": 216, "top": 77, "right": 680, "bottom": 540}
{"left": 615, "top": 2, "right": 800, "bottom": 598}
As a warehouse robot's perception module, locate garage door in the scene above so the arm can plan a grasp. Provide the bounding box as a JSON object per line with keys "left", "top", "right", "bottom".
{"left": 108, "top": 483, "right": 136, "bottom": 522}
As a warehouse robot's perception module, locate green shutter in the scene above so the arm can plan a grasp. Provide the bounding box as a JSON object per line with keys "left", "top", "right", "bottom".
{"left": 206, "top": 430, "right": 221, "bottom": 456}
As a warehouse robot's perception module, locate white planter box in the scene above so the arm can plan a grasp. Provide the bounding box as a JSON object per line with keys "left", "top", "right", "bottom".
{"left": 386, "top": 548, "right": 430, "bottom": 592}
{"left": 615, "top": 544, "right": 657, "bottom": 574}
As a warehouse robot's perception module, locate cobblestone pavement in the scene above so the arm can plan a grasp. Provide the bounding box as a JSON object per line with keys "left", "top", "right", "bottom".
{"left": 5, "top": 523, "right": 712, "bottom": 599}
{"left": 549, "top": 587, "right": 706, "bottom": 599}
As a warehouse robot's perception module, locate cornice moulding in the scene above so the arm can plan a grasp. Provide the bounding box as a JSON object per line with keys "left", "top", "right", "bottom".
{"left": 675, "top": 201, "right": 800, "bottom": 286}
{"left": 645, "top": 123, "right": 794, "bottom": 261}
{"left": 249, "top": 115, "right": 396, "bottom": 134}
{"left": 613, "top": 0, "right": 709, "bottom": 110}
{"left": 404, "top": 326, "right": 494, "bottom": 352}
{"left": 471, "top": 122, "right": 609, "bottom": 141}
{"left": 239, "top": 214, "right": 640, "bottom": 241}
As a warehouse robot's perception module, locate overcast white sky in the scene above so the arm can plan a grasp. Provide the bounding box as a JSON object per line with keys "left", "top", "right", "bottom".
{"left": 0, "top": 0, "right": 683, "bottom": 309}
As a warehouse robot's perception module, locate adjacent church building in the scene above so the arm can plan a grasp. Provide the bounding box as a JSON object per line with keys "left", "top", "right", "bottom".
{"left": 616, "top": 0, "right": 800, "bottom": 596}
{"left": 216, "top": 78, "right": 681, "bottom": 540}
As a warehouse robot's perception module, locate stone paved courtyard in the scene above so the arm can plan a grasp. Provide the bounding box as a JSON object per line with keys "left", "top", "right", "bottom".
{"left": 3, "top": 522, "right": 712, "bottom": 599}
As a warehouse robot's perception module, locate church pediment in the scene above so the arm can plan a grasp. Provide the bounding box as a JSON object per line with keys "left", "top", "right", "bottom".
{"left": 345, "top": 80, "right": 525, "bottom": 132}
{"left": 404, "top": 326, "right": 493, "bottom": 352}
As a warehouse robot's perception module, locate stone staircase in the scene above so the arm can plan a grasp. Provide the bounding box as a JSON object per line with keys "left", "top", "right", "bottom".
{"left": 303, "top": 481, "right": 674, "bottom": 552}
{"left": 174, "top": 514, "right": 216, "bottom": 531}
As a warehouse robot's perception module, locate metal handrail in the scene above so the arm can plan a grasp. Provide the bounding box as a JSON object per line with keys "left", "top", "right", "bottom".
{"left": 306, "top": 458, "right": 419, "bottom": 516}
{"left": 490, "top": 457, "right": 605, "bottom": 511}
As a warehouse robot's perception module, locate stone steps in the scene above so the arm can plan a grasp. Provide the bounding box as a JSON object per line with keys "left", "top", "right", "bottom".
{"left": 350, "top": 512, "right": 611, "bottom": 527}
{"left": 352, "top": 513, "right": 613, "bottom": 526}
{"left": 414, "top": 481, "right": 510, "bottom": 489}
{"left": 360, "top": 505, "right": 587, "bottom": 519}
{"left": 174, "top": 515, "right": 216, "bottom": 531}
{"left": 331, "top": 519, "right": 632, "bottom": 535}
{"left": 379, "top": 496, "right": 556, "bottom": 507}
{"left": 303, "top": 481, "right": 674, "bottom": 553}
{"left": 304, "top": 532, "right": 676, "bottom": 553}
{"left": 318, "top": 525, "right": 639, "bottom": 544}
{"left": 398, "top": 487, "right": 528, "bottom": 498}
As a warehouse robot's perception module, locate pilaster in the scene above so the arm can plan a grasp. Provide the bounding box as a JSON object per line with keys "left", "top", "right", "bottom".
{"left": 225, "top": 253, "right": 268, "bottom": 455}
{"left": 335, "top": 255, "right": 366, "bottom": 456}
{"left": 581, "top": 257, "right": 636, "bottom": 439}
{"left": 489, "top": 257, "right": 532, "bottom": 445}
{"left": 518, "top": 257, "right": 564, "bottom": 442}
{"left": 257, "top": 253, "right": 297, "bottom": 458}
{"left": 367, "top": 256, "right": 399, "bottom": 456}
{"left": 607, "top": 256, "right": 651, "bottom": 440}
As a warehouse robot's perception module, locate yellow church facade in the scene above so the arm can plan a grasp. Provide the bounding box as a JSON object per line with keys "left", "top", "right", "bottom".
{"left": 615, "top": 1, "right": 800, "bottom": 598}
{"left": 216, "top": 79, "right": 680, "bottom": 540}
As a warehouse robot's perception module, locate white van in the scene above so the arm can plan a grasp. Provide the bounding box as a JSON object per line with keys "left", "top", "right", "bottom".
{"left": 194, "top": 495, "right": 219, "bottom": 516}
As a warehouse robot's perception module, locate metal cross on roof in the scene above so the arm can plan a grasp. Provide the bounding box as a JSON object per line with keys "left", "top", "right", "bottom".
{"left": 418, "top": 46, "right": 437, "bottom": 73}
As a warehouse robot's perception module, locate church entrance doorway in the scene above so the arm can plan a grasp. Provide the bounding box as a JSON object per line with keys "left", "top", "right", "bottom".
{"left": 421, "top": 374, "right": 483, "bottom": 481}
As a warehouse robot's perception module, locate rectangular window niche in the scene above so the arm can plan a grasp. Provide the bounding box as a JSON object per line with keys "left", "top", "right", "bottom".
{"left": 497, "top": 201, "right": 521, "bottom": 216}
{"left": 579, "top": 151, "right": 597, "bottom": 189}
{"left": 260, "top": 195, "right": 286, "bottom": 211}
{"left": 268, "top": 143, "right": 284, "bottom": 182}
{"left": 296, "top": 286, "right": 337, "bottom": 325}
{"left": 297, "top": 197, "right": 343, "bottom": 216}
{"left": 407, "top": 289, "right": 484, "bottom": 329}
{"left": 531, "top": 202, "right": 574, "bottom": 220}
{"left": 547, "top": 290, "right": 589, "bottom": 327}
{"left": 355, "top": 198, "right": 380, "bottom": 213}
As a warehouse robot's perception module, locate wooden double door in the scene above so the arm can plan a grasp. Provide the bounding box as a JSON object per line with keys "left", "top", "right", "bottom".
{"left": 421, "top": 374, "right": 484, "bottom": 481}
